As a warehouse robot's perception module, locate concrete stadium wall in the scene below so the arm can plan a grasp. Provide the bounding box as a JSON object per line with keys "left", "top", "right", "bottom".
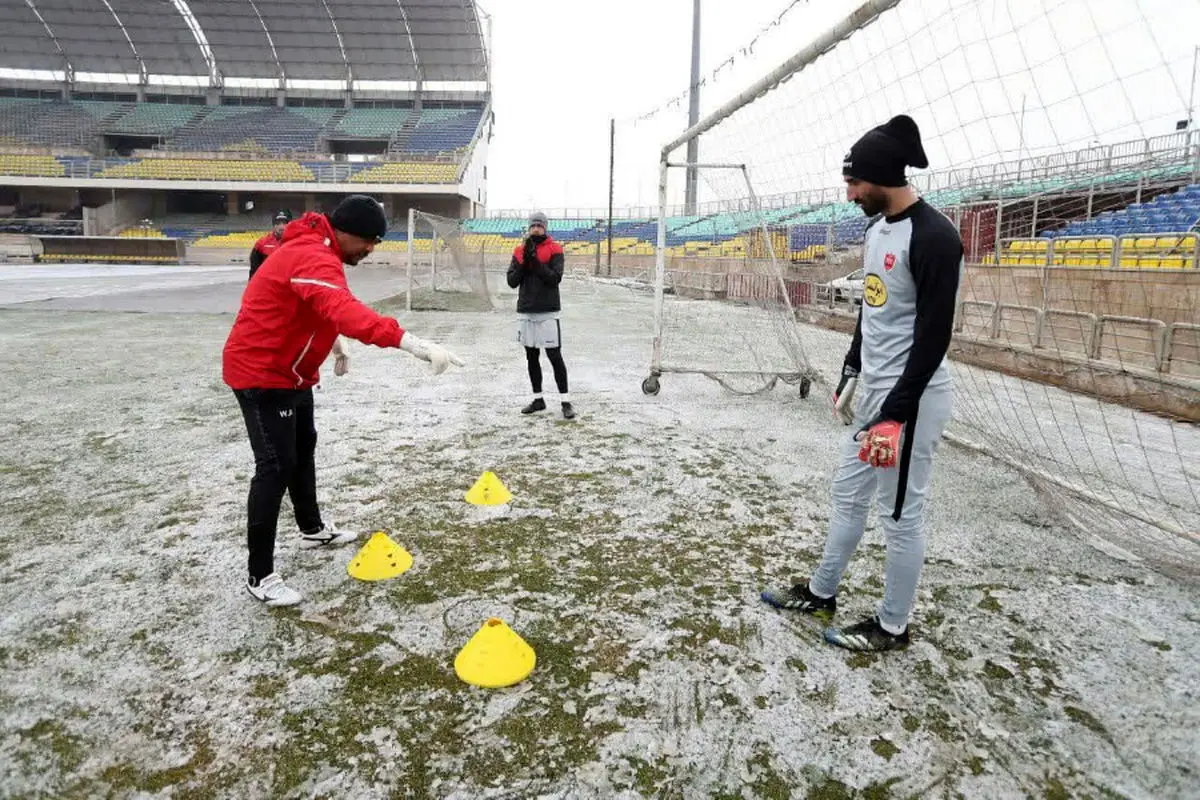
{"left": 83, "top": 192, "right": 154, "bottom": 236}
{"left": 11, "top": 186, "right": 80, "bottom": 213}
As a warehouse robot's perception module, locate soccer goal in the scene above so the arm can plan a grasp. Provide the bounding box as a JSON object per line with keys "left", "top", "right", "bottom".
{"left": 642, "top": 0, "right": 1200, "bottom": 571}
{"left": 405, "top": 209, "right": 494, "bottom": 312}
{"left": 643, "top": 161, "right": 821, "bottom": 398}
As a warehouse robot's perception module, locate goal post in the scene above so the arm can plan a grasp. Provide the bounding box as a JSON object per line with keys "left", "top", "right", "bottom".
{"left": 647, "top": 160, "right": 817, "bottom": 396}
{"left": 643, "top": 0, "right": 904, "bottom": 399}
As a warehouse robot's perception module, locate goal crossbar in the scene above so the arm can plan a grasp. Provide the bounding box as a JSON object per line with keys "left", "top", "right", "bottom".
{"left": 661, "top": 0, "right": 902, "bottom": 158}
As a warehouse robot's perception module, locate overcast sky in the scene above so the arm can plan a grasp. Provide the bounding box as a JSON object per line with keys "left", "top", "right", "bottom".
{"left": 481, "top": 0, "right": 1199, "bottom": 216}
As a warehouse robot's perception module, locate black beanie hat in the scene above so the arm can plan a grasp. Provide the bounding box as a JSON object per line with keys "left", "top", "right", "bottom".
{"left": 842, "top": 115, "right": 929, "bottom": 188}
{"left": 328, "top": 195, "right": 387, "bottom": 242}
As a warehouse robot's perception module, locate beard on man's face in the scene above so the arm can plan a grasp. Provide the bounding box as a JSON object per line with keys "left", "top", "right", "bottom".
{"left": 855, "top": 190, "right": 886, "bottom": 217}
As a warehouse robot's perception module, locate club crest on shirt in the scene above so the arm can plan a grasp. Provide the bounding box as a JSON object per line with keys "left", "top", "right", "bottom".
{"left": 864, "top": 274, "right": 888, "bottom": 307}
{"left": 884, "top": 252, "right": 896, "bottom": 271}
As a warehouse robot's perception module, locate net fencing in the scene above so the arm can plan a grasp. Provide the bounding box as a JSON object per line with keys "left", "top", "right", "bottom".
{"left": 649, "top": 0, "right": 1200, "bottom": 574}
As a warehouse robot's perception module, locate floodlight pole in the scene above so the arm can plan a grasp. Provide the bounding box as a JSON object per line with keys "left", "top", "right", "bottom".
{"left": 684, "top": 0, "right": 701, "bottom": 215}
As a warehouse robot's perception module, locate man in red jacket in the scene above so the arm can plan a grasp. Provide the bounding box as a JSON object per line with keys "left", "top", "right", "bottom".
{"left": 223, "top": 195, "right": 464, "bottom": 607}
{"left": 248, "top": 209, "right": 292, "bottom": 278}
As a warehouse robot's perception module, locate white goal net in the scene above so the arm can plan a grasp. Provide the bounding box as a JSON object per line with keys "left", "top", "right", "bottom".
{"left": 405, "top": 209, "right": 494, "bottom": 312}
{"left": 648, "top": 0, "right": 1200, "bottom": 574}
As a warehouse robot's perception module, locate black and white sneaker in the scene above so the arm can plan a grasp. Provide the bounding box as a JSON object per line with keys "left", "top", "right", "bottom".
{"left": 300, "top": 523, "right": 358, "bottom": 550}
{"left": 823, "top": 616, "right": 909, "bottom": 652}
{"left": 761, "top": 580, "right": 837, "bottom": 616}
{"left": 246, "top": 573, "right": 302, "bottom": 607}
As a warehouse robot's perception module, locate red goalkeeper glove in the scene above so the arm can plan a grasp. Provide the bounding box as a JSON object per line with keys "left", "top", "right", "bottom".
{"left": 857, "top": 420, "right": 902, "bottom": 468}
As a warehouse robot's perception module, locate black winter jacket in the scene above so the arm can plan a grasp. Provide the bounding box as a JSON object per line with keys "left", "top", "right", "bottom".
{"left": 506, "top": 235, "right": 564, "bottom": 313}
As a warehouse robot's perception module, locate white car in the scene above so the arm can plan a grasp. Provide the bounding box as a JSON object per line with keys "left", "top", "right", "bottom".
{"left": 825, "top": 268, "right": 864, "bottom": 304}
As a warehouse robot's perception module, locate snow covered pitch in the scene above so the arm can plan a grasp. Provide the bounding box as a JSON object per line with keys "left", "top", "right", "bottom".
{"left": 0, "top": 263, "right": 1196, "bottom": 798}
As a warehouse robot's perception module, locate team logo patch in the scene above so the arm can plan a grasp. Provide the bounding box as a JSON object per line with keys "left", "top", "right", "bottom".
{"left": 864, "top": 274, "right": 888, "bottom": 307}
{"left": 884, "top": 252, "right": 896, "bottom": 271}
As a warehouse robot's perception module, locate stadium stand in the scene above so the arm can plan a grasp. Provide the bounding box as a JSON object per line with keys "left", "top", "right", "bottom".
{"left": 0, "top": 99, "right": 485, "bottom": 184}
{"left": 335, "top": 109, "right": 414, "bottom": 139}
{"left": 171, "top": 106, "right": 335, "bottom": 154}
{"left": 1043, "top": 184, "right": 1200, "bottom": 238}
{"left": 0, "top": 0, "right": 490, "bottom": 192}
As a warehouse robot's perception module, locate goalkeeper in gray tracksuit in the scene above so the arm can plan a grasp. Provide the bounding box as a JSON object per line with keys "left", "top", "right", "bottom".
{"left": 762, "top": 115, "right": 963, "bottom": 652}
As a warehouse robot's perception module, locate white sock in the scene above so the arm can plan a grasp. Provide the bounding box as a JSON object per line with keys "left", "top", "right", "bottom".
{"left": 532, "top": 392, "right": 544, "bottom": 400}
{"left": 560, "top": 392, "right": 571, "bottom": 403}
{"left": 808, "top": 583, "right": 834, "bottom": 600}
{"left": 878, "top": 617, "right": 907, "bottom": 636}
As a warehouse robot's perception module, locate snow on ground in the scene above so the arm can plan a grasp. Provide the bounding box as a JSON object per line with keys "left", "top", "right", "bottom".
{"left": 0, "top": 263, "right": 1197, "bottom": 799}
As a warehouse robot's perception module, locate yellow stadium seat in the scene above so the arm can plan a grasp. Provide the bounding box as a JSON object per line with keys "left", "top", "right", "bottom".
{"left": 349, "top": 162, "right": 458, "bottom": 184}
{"left": 0, "top": 154, "right": 64, "bottom": 177}
{"left": 97, "top": 158, "right": 314, "bottom": 182}
{"left": 1134, "top": 237, "right": 1157, "bottom": 250}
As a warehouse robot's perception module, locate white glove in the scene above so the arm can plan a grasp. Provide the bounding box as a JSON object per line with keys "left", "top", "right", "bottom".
{"left": 399, "top": 332, "right": 465, "bottom": 376}
{"left": 833, "top": 364, "right": 858, "bottom": 426}
{"left": 332, "top": 337, "right": 349, "bottom": 377}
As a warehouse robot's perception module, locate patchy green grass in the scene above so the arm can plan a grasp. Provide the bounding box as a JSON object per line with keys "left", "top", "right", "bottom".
{"left": 1, "top": 305, "right": 1195, "bottom": 799}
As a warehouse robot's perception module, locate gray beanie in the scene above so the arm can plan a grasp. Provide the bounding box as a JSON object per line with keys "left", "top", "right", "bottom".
{"left": 528, "top": 211, "right": 548, "bottom": 229}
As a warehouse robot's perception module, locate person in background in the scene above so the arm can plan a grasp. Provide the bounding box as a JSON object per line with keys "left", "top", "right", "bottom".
{"left": 506, "top": 211, "right": 574, "bottom": 420}
{"left": 249, "top": 209, "right": 293, "bottom": 279}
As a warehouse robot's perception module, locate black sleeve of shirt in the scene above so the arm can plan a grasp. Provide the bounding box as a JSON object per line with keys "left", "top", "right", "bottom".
{"left": 845, "top": 305, "right": 863, "bottom": 372}
{"left": 878, "top": 220, "right": 962, "bottom": 424}
{"left": 535, "top": 250, "right": 564, "bottom": 285}
{"left": 248, "top": 247, "right": 265, "bottom": 277}
{"left": 506, "top": 255, "right": 522, "bottom": 288}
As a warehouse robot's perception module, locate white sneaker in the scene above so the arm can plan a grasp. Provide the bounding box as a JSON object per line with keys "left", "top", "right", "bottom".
{"left": 246, "top": 573, "right": 303, "bottom": 607}
{"left": 299, "top": 523, "right": 358, "bottom": 550}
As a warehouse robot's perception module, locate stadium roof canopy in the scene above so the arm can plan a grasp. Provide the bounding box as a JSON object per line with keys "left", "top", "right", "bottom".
{"left": 0, "top": 0, "right": 489, "bottom": 93}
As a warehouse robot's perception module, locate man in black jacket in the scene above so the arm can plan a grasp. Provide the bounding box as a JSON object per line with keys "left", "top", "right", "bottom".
{"left": 506, "top": 211, "right": 574, "bottom": 420}
{"left": 249, "top": 210, "right": 293, "bottom": 278}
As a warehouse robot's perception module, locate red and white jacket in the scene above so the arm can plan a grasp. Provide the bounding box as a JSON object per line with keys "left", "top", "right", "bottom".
{"left": 223, "top": 212, "right": 404, "bottom": 390}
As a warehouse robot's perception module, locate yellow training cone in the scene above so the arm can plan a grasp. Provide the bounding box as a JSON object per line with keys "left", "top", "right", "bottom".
{"left": 454, "top": 618, "right": 536, "bottom": 688}
{"left": 347, "top": 531, "right": 413, "bottom": 581}
{"left": 464, "top": 471, "right": 512, "bottom": 506}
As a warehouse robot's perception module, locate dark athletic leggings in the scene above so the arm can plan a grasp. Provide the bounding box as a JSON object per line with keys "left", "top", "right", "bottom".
{"left": 525, "top": 346, "right": 568, "bottom": 395}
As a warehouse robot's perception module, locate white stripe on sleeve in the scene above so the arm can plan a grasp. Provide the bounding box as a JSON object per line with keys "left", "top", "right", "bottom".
{"left": 290, "top": 278, "right": 342, "bottom": 290}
